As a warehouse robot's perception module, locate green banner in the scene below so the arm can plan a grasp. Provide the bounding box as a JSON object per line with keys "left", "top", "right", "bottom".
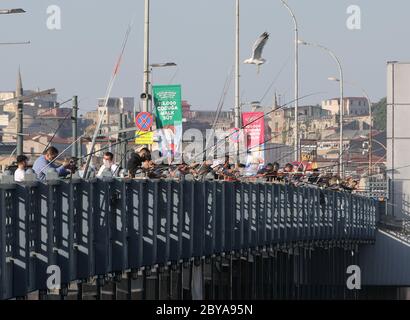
{"left": 153, "top": 85, "right": 183, "bottom": 128}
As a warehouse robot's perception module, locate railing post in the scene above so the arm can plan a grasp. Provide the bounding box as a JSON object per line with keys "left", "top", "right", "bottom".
{"left": 0, "top": 183, "right": 17, "bottom": 300}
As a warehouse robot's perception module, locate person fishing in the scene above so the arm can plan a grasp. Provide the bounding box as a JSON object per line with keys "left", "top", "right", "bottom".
{"left": 14, "top": 155, "right": 29, "bottom": 182}
{"left": 32, "top": 147, "right": 70, "bottom": 181}
{"left": 97, "top": 152, "right": 120, "bottom": 177}
{"left": 127, "top": 147, "right": 152, "bottom": 178}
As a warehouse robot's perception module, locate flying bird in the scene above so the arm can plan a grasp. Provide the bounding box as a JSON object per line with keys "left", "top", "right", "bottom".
{"left": 244, "top": 32, "right": 270, "bottom": 73}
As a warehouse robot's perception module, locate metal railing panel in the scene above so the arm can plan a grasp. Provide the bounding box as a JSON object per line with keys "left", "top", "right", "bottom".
{"left": 0, "top": 179, "right": 378, "bottom": 299}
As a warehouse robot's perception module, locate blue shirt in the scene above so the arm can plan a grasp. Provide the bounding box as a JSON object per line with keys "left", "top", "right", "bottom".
{"left": 32, "top": 155, "right": 68, "bottom": 181}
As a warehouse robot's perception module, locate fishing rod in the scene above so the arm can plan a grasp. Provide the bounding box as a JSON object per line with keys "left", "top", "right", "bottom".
{"left": 311, "top": 144, "right": 387, "bottom": 174}
{"left": 183, "top": 122, "right": 297, "bottom": 167}
{"left": 206, "top": 112, "right": 295, "bottom": 162}
{"left": 36, "top": 97, "right": 73, "bottom": 117}
{"left": 35, "top": 127, "right": 148, "bottom": 174}
{"left": 40, "top": 97, "right": 87, "bottom": 154}
{"left": 83, "top": 16, "right": 135, "bottom": 180}
{"left": 210, "top": 126, "right": 297, "bottom": 161}
{"left": 78, "top": 131, "right": 152, "bottom": 162}
{"left": 7, "top": 148, "right": 17, "bottom": 165}
{"left": 1, "top": 132, "right": 29, "bottom": 136}
{"left": 0, "top": 88, "right": 56, "bottom": 107}
{"left": 259, "top": 56, "right": 291, "bottom": 104}
{"left": 212, "top": 66, "right": 234, "bottom": 132}
{"left": 168, "top": 68, "right": 179, "bottom": 85}
{"left": 196, "top": 66, "right": 234, "bottom": 171}
{"left": 0, "top": 41, "right": 30, "bottom": 46}
{"left": 267, "top": 129, "right": 377, "bottom": 175}
{"left": 246, "top": 124, "right": 297, "bottom": 152}
{"left": 42, "top": 109, "right": 73, "bottom": 153}
{"left": 193, "top": 91, "right": 325, "bottom": 163}
{"left": 211, "top": 144, "right": 293, "bottom": 165}
{"left": 37, "top": 135, "right": 84, "bottom": 175}
{"left": 113, "top": 149, "right": 134, "bottom": 176}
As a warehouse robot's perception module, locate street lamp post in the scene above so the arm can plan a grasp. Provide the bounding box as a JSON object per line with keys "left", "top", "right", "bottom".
{"left": 234, "top": 0, "right": 241, "bottom": 166}
{"left": 149, "top": 62, "right": 177, "bottom": 115}
{"left": 142, "top": 0, "right": 151, "bottom": 114}
{"left": 299, "top": 40, "right": 345, "bottom": 178}
{"left": 149, "top": 62, "right": 177, "bottom": 87}
{"left": 280, "top": 0, "right": 299, "bottom": 162}
{"left": 328, "top": 78, "right": 373, "bottom": 178}
{"left": 0, "top": 8, "right": 28, "bottom": 156}
{"left": 144, "top": 62, "right": 177, "bottom": 153}
{"left": 72, "top": 96, "right": 79, "bottom": 159}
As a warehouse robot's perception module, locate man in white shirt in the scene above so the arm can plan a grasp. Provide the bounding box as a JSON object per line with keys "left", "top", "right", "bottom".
{"left": 97, "top": 152, "right": 119, "bottom": 177}
{"left": 14, "top": 155, "right": 28, "bottom": 182}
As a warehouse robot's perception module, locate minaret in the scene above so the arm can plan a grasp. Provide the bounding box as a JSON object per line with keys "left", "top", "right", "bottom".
{"left": 16, "top": 67, "right": 23, "bottom": 97}
{"left": 16, "top": 67, "right": 24, "bottom": 156}
{"left": 274, "top": 92, "right": 279, "bottom": 108}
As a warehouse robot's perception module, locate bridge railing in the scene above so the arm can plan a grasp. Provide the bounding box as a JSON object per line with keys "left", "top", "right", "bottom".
{"left": 0, "top": 178, "right": 377, "bottom": 299}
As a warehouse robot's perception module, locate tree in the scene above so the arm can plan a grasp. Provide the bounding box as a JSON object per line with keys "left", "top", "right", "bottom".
{"left": 372, "top": 97, "right": 386, "bottom": 131}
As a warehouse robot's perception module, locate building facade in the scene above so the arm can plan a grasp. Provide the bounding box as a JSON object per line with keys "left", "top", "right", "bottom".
{"left": 322, "top": 97, "right": 369, "bottom": 116}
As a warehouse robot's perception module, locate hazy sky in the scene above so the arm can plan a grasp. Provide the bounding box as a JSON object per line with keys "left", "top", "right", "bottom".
{"left": 0, "top": 0, "right": 408, "bottom": 113}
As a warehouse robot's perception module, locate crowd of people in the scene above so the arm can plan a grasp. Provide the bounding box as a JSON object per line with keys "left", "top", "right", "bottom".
{"left": 6, "top": 146, "right": 360, "bottom": 193}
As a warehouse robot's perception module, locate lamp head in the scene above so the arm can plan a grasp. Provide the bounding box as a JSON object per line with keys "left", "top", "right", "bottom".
{"left": 150, "top": 62, "right": 177, "bottom": 68}
{"left": 0, "top": 8, "right": 26, "bottom": 14}
{"left": 328, "top": 77, "right": 340, "bottom": 82}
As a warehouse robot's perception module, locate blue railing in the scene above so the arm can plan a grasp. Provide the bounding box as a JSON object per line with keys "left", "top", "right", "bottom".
{"left": 0, "top": 178, "right": 377, "bottom": 299}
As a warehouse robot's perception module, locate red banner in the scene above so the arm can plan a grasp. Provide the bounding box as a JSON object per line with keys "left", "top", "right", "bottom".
{"left": 242, "top": 112, "right": 265, "bottom": 149}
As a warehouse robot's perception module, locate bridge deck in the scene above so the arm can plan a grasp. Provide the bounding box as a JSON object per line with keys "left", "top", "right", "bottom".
{"left": 0, "top": 179, "right": 377, "bottom": 300}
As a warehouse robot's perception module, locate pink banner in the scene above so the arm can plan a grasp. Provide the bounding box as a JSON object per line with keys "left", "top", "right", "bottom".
{"left": 242, "top": 112, "right": 265, "bottom": 149}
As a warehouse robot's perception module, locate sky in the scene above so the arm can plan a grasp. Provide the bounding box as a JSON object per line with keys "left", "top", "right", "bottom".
{"left": 0, "top": 0, "right": 408, "bottom": 114}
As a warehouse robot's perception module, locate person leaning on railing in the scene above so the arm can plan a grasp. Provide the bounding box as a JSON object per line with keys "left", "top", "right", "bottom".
{"left": 127, "top": 147, "right": 152, "bottom": 178}
{"left": 97, "top": 152, "right": 120, "bottom": 177}
{"left": 14, "top": 155, "right": 29, "bottom": 182}
{"left": 32, "top": 147, "right": 71, "bottom": 181}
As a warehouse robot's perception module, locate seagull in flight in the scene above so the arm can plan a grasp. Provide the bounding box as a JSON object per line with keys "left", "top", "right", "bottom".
{"left": 244, "top": 32, "right": 270, "bottom": 73}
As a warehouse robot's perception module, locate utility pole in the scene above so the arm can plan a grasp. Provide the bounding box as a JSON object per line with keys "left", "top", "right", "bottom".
{"left": 142, "top": 0, "right": 151, "bottom": 113}
{"left": 16, "top": 68, "right": 23, "bottom": 156}
{"left": 369, "top": 100, "right": 373, "bottom": 177}
{"left": 234, "top": 0, "right": 241, "bottom": 165}
{"left": 329, "top": 78, "right": 372, "bottom": 178}
{"left": 119, "top": 110, "right": 123, "bottom": 162}
{"left": 72, "top": 96, "right": 78, "bottom": 159}
{"left": 118, "top": 107, "right": 128, "bottom": 169}
{"left": 141, "top": 0, "right": 152, "bottom": 151}
{"left": 122, "top": 113, "right": 128, "bottom": 169}
{"left": 280, "top": 0, "right": 299, "bottom": 162}
{"left": 299, "top": 41, "right": 344, "bottom": 178}
{"left": 0, "top": 7, "right": 27, "bottom": 155}
{"left": 339, "top": 74, "right": 344, "bottom": 179}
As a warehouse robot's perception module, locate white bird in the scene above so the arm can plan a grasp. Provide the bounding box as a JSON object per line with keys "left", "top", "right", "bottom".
{"left": 244, "top": 32, "right": 270, "bottom": 73}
